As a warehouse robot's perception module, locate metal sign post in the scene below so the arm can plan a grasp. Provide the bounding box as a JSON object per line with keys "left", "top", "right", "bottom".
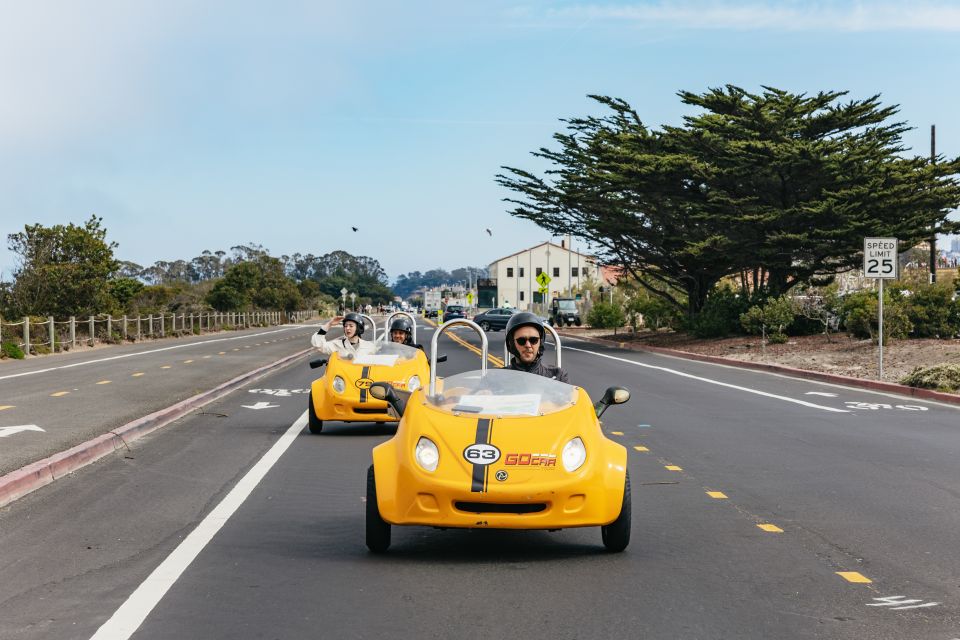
{"left": 863, "top": 238, "right": 898, "bottom": 379}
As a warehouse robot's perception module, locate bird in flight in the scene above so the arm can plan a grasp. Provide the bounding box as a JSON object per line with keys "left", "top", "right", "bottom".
{"left": 351, "top": 226, "right": 358, "bottom": 232}
{"left": 485, "top": 228, "right": 492, "bottom": 236}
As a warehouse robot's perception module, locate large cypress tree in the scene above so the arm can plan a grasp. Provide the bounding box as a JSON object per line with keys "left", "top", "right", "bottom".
{"left": 498, "top": 87, "right": 960, "bottom": 318}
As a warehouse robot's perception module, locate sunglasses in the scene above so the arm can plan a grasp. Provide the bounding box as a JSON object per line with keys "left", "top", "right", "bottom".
{"left": 514, "top": 336, "right": 540, "bottom": 346}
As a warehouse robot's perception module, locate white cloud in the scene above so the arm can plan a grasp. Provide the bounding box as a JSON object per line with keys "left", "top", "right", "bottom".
{"left": 508, "top": 1, "right": 960, "bottom": 32}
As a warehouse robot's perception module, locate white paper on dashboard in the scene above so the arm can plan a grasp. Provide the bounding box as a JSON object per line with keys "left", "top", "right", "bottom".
{"left": 353, "top": 354, "right": 399, "bottom": 366}
{"left": 457, "top": 394, "right": 541, "bottom": 416}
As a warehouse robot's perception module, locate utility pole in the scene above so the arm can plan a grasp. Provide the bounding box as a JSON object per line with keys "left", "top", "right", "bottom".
{"left": 930, "top": 125, "right": 937, "bottom": 283}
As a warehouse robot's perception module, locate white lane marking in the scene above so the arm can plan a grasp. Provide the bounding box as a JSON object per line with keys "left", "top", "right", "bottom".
{"left": 845, "top": 401, "right": 929, "bottom": 412}
{"left": 565, "top": 346, "right": 849, "bottom": 413}
{"left": 867, "top": 596, "right": 939, "bottom": 610}
{"left": 241, "top": 402, "right": 279, "bottom": 410}
{"left": 247, "top": 388, "right": 309, "bottom": 396}
{"left": 0, "top": 425, "right": 44, "bottom": 438}
{"left": 806, "top": 392, "right": 838, "bottom": 397}
{"left": 89, "top": 411, "right": 307, "bottom": 640}
{"left": 0, "top": 327, "right": 313, "bottom": 382}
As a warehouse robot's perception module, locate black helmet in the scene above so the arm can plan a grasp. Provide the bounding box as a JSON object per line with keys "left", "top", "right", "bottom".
{"left": 505, "top": 311, "right": 546, "bottom": 359}
{"left": 343, "top": 312, "right": 365, "bottom": 336}
{"left": 389, "top": 317, "right": 413, "bottom": 343}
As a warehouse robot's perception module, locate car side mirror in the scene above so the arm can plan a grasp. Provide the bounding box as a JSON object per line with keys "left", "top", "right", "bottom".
{"left": 369, "top": 382, "right": 407, "bottom": 417}
{"left": 594, "top": 386, "right": 630, "bottom": 419}
{"left": 309, "top": 358, "right": 328, "bottom": 369}
{"left": 436, "top": 354, "right": 448, "bottom": 363}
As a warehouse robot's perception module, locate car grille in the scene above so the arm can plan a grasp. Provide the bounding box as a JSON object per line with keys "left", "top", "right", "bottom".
{"left": 354, "top": 407, "right": 387, "bottom": 414}
{"left": 454, "top": 501, "right": 547, "bottom": 514}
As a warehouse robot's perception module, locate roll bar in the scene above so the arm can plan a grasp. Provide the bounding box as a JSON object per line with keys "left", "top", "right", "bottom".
{"left": 502, "top": 322, "right": 562, "bottom": 369}
{"left": 359, "top": 313, "right": 377, "bottom": 343}
{"left": 383, "top": 311, "right": 418, "bottom": 344}
{"left": 430, "top": 318, "right": 487, "bottom": 396}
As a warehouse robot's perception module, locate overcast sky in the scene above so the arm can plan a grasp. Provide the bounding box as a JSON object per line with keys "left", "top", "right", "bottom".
{"left": 2, "top": 0, "right": 959, "bottom": 283}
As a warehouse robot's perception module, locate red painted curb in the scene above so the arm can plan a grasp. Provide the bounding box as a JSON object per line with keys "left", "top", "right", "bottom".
{"left": 0, "top": 348, "right": 312, "bottom": 509}
{"left": 559, "top": 332, "right": 960, "bottom": 406}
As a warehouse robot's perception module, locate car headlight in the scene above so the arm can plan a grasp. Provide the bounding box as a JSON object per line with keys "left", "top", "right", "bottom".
{"left": 332, "top": 376, "right": 346, "bottom": 394}
{"left": 415, "top": 436, "right": 439, "bottom": 472}
{"left": 407, "top": 375, "right": 421, "bottom": 392}
{"left": 562, "top": 437, "right": 587, "bottom": 472}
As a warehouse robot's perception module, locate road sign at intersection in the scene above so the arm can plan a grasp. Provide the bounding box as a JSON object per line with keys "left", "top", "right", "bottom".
{"left": 536, "top": 272, "right": 551, "bottom": 288}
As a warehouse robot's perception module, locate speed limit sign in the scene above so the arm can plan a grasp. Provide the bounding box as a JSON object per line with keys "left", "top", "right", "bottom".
{"left": 864, "top": 238, "right": 898, "bottom": 279}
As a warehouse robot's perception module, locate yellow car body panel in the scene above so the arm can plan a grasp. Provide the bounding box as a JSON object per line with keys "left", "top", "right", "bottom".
{"left": 311, "top": 350, "right": 430, "bottom": 423}
{"left": 372, "top": 387, "right": 627, "bottom": 529}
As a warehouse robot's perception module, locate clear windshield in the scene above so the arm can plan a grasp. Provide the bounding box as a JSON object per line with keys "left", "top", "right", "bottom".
{"left": 427, "top": 369, "right": 577, "bottom": 417}
{"left": 557, "top": 300, "right": 577, "bottom": 311}
{"left": 351, "top": 341, "right": 420, "bottom": 366}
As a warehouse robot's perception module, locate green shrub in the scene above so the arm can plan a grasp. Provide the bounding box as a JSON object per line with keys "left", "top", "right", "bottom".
{"left": 900, "top": 364, "right": 960, "bottom": 392}
{"left": 627, "top": 293, "right": 683, "bottom": 331}
{"left": 840, "top": 290, "right": 911, "bottom": 342}
{"left": 587, "top": 302, "right": 626, "bottom": 329}
{"left": 900, "top": 282, "right": 960, "bottom": 338}
{"left": 739, "top": 296, "right": 796, "bottom": 341}
{"left": 1, "top": 341, "right": 25, "bottom": 359}
{"left": 689, "top": 286, "right": 749, "bottom": 338}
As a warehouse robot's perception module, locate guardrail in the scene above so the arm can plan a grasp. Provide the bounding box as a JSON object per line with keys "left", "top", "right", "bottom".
{"left": 0, "top": 310, "right": 319, "bottom": 357}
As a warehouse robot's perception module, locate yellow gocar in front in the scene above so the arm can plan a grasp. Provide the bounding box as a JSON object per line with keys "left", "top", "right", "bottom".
{"left": 366, "top": 366, "right": 632, "bottom": 553}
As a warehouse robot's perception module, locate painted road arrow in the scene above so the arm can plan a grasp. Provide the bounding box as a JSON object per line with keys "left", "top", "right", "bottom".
{"left": 241, "top": 402, "right": 279, "bottom": 410}
{"left": 0, "top": 425, "right": 45, "bottom": 438}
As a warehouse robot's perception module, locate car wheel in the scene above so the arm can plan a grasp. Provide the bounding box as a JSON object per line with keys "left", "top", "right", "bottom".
{"left": 366, "top": 465, "right": 391, "bottom": 553}
{"left": 575, "top": 318, "right": 582, "bottom": 327}
{"left": 601, "top": 471, "right": 631, "bottom": 552}
{"left": 308, "top": 391, "right": 323, "bottom": 434}
{"left": 480, "top": 321, "right": 491, "bottom": 331}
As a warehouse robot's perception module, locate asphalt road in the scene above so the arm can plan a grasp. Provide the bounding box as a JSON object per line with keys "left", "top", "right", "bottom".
{"left": 0, "top": 324, "right": 319, "bottom": 475}
{"left": 1, "top": 321, "right": 958, "bottom": 639}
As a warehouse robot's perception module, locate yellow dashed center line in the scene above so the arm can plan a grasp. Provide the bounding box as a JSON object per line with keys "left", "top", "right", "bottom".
{"left": 0, "top": 405, "right": 15, "bottom": 411}
{"left": 219, "top": 352, "right": 226, "bottom": 355}
{"left": 50, "top": 391, "right": 70, "bottom": 397}
{"left": 183, "top": 360, "right": 193, "bottom": 364}
{"left": 203, "top": 355, "right": 211, "bottom": 359}
{"left": 665, "top": 465, "right": 683, "bottom": 471}
{"left": 161, "top": 365, "right": 172, "bottom": 369}
{"left": 837, "top": 572, "right": 872, "bottom": 584}
{"left": 757, "top": 524, "right": 784, "bottom": 533}
{"left": 232, "top": 349, "right": 239, "bottom": 352}
{"left": 132, "top": 373, "right": 145, "bottom": 377}
{"left": 633, "top": 445, "right": 649, "bottom": 452}
{"left": 610, "top": 431, "right": 624, "bottom": 436}
{"left": 96, "top": 380, "right": 112, "bottom": 385}
{"left": 706, "top": 491, "right": 728, "bottom": 499}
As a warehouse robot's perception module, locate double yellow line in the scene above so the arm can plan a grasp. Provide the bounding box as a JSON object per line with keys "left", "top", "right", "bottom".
{"left": 423, "top": 318, "right": 504, "bottom": 367}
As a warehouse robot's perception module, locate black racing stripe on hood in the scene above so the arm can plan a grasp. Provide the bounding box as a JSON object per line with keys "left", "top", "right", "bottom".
{"left": 359, "top": 365, "right": 370, "bottom": 403}
{"left": 470, "top": 418, "right": 491, "bottom": 493}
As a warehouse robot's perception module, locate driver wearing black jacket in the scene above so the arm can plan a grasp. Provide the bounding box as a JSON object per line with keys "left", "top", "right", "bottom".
{"left": 501, "top": 312, "right": 569, "bottom": 383}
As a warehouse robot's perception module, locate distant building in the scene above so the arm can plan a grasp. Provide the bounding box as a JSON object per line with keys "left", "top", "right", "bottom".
{"left": 487, "top": 240, "right": 599, "bottom": 310}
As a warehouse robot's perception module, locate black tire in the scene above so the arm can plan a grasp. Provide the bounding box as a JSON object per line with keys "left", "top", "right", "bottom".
{"left": 601, "top": 471, "right": 631, "bottom": 552}
{"left": 366, "top": 465, "right": 391, "bottom": 553}
{"left": 548, "top": 318, "right": 555, "bottom": 327}
{"left": 308, "top": 391, "right": 323, "bottom": 434}
{"left": 480, "top": 321, "right": 491, "bottom": 331}
{"left": 575, "top": 318, "right": 582, "bottom": 327}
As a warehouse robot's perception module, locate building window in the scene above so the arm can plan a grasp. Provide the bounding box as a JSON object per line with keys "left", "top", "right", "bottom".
{"left": 572, "top": 267, "right": 579, "bottom": 277}
{"left": 553, "top": 267, "right": 560, "bottom": 277}
{"left": 506, "top": 267, "right": 514, "bottom": 277}
{"left": 536, "top": 267, "right": 543, "bottom": 276}
{"left": 520, "top": 291, "right": 525, "bottom": 301}
{"left": 519, "top": 267, "right": 524, "bottom": 277}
